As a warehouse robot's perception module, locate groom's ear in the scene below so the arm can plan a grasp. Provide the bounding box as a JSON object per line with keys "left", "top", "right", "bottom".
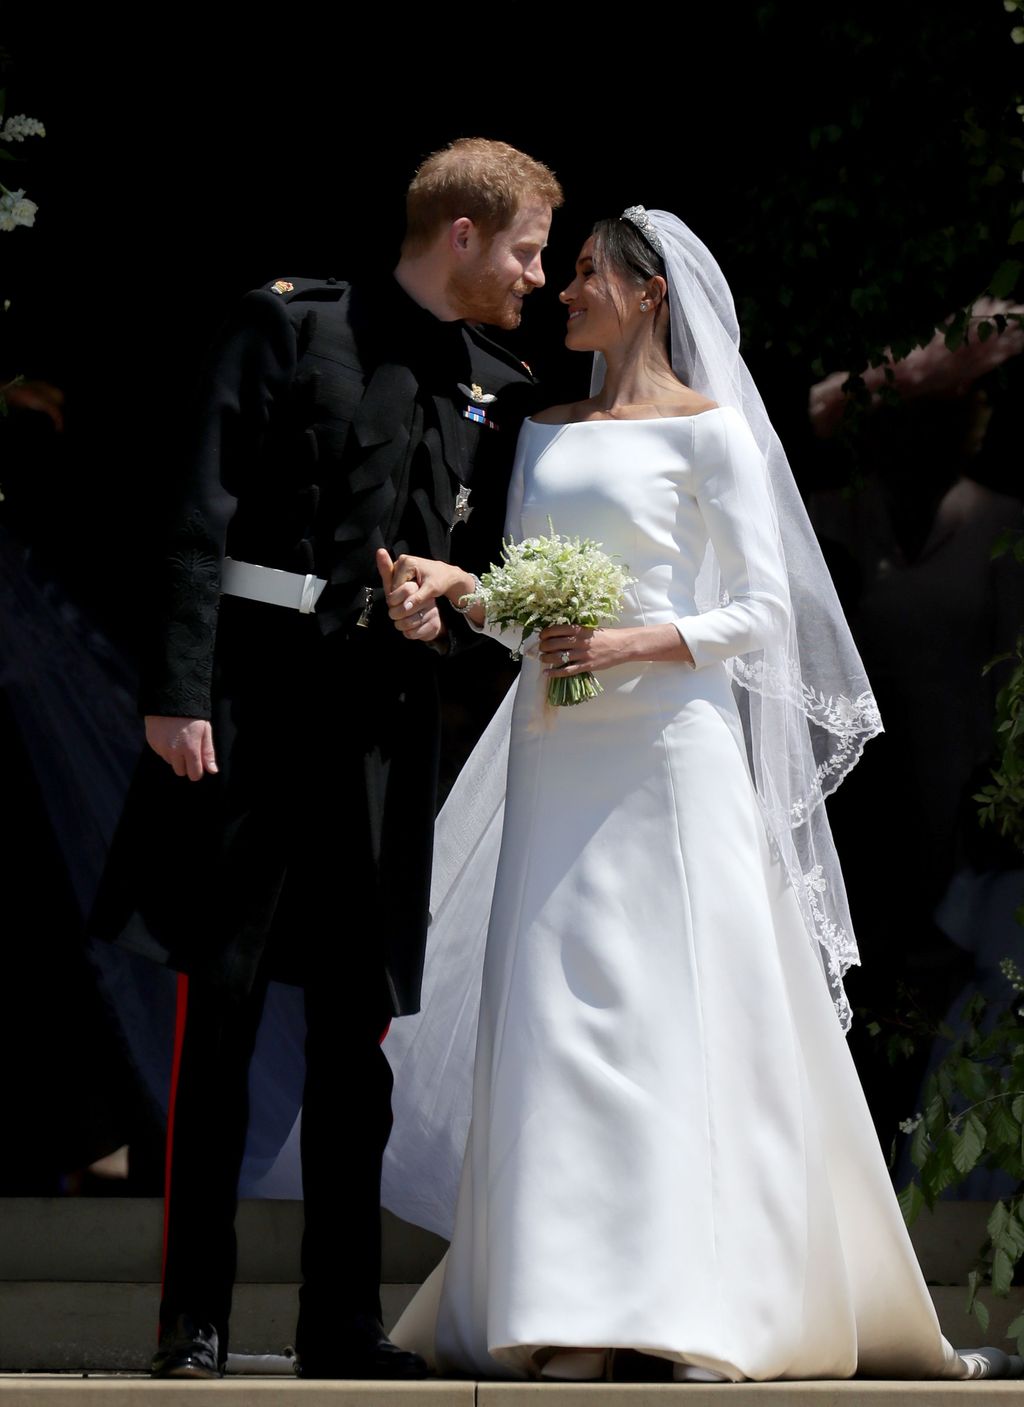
{"left": 449, "top": 217, "right": 474, "bottom": 253}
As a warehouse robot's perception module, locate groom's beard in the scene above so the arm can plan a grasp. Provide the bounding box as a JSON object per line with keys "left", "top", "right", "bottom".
{"left": 447, "top": 264, "right": 529, "bottom": 330}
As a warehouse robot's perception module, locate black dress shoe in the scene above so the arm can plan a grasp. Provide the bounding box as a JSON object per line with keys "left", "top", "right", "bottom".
{"left": 151, "top": 1314, "right": 225, "bottom": 1379}
{"left": 295, "top": 1314, "right": 429, "bottom": 1380}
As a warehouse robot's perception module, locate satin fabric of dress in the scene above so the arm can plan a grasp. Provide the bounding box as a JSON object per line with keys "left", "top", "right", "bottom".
{"left": 385, "top": 410, "right": 964, "bottom": 1381}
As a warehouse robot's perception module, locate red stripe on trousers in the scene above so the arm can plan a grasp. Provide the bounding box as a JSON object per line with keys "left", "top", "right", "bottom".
{"left": 159, "top": 971, "right": 190, "bottom": 1326}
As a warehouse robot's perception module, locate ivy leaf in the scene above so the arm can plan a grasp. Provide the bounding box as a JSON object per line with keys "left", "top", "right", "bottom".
{"left": 989, "top": 1101, "right": 1021, "bottom": 1152}
{"left": 989, "top": 259, "right": 1023, "bottom": 298}
{"left": 1005, "top": 1210, "right": 1024, "bottom": 1259}
{"left": 992, "top": 1247, "right": 1014, "bottom": 1297}
{"left": 990, "top": 1203, "right": 1024, "bottom": 1259}
{"left": 924, "top": 1131, "right": 958, "bottom": 1199}
{"left": 972, "top": 1295, "right": 990, "bottom": 1334}
{"left": 910, "top": 1118, "right": 931, "bottom": 1171}
{"left": 988, "top": 1200, "right": 1010, "bottom": 1244}
{"left": 967, "top": 1269, "right": 991, "bottom": 1335}
{"left": 898, "top": 1181, "right": 925, "bottom": 1226}
{"left": 1008, "top": 1312, "right": 1024, "bottom": 1357}
{"left": 954, "top": 1057, "right": 989, "bottom": 1101}
{"left": 952, "top": 1113, "right": 986, "bottom": 1176}
{"left": 1011, "top": 219, "right": 1024, "bottom": 245}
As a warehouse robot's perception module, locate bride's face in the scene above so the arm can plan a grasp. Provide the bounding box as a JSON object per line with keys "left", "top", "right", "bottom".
{"left": 559, "top": 235, "right": 641, "bottom": 353}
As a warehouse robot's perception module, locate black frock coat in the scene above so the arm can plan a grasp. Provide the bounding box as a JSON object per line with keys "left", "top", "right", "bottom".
{"left": 90, "top": 275, "right": 537, "bottom": 1013}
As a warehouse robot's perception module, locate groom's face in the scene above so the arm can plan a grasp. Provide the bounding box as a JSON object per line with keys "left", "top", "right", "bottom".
{"left": 447, "top": 200, "right": 551, "bottom": 329}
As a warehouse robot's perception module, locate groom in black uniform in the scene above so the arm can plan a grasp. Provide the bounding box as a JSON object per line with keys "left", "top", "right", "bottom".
{"left": 91, "top": 139, "right": 561, "bottom": 1378}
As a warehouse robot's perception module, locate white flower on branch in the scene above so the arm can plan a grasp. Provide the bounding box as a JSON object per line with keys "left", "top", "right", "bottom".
{"left": 0, "top": 115, "right": 46, "bottom": 142}
{"left": 0, "top": 189, "right": 38, "bottom": 231}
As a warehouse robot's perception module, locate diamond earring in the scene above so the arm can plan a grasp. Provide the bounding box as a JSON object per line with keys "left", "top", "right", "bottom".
{"left": 640, "top": 300, "right": 650, "bottom": 312}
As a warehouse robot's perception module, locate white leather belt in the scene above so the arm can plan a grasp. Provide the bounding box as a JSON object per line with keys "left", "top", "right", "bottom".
{"left": 221, "top": 557, "right": 327, "bottom": 614}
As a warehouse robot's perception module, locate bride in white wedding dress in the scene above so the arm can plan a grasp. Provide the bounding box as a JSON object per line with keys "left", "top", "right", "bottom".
{"left": 374, "top": 209, "right": 1019, "bottom": 1383}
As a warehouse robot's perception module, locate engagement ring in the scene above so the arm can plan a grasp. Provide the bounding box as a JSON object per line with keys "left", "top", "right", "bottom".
{"left": 560, "top": 650, "right": 571, "bottom": 665}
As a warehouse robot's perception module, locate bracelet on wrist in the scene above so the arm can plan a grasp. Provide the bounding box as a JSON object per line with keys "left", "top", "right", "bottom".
{"left": 451, "top": 575, "right": 481, "bottom": 614}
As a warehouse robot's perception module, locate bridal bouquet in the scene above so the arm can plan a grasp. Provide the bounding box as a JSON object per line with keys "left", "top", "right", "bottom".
{"left": 463, "top": 524, "right": 634, "bottom": 707}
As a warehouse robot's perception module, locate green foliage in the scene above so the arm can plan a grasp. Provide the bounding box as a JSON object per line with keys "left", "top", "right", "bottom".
{"left": 894, "top": 948, "right": 1024, "bottom": 1346}
{"left": 975, "top": 632, "right": 1024, "bottom": 853}
{"left": 730, "top": 10, "right": 1024, "bottom": 388}
{"left": 895, "top": 559, "right": 1024, "bottom": 1349}
{"left": 898, "top": 997, "right": 1024, "bottom": 1333}
{"left": 1009, "top": 1312, "right": 1024, "bottom": 1357}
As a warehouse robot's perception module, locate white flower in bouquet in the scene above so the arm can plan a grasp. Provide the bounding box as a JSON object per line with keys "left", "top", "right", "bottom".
{"left": 465, "top": 523, "right": 634, "bottom": 707}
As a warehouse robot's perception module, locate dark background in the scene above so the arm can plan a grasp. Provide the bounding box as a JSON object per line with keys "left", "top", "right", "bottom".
{"left": 6, "top": 7, "right": 1016, "bottom": 643}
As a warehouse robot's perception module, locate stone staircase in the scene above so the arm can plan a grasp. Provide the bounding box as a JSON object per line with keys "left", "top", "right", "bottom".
{"left": 1, "top": 1198, "right": 1021, "bottom": 1402}
{"left": 0, "top": 1200, "right": 443, "bottom": 1372}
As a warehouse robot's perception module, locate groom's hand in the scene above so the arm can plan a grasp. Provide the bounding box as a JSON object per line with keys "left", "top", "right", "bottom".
{"left": 376, "top": 549, "right": 446, "bottom": 644}
{"left": 145, "top": 715, "right": 218, "bottom": 780}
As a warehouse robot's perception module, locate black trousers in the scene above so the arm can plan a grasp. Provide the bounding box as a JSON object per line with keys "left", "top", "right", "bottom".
{"left": 159, "top": 955, "right": 394, "bottom": 1358}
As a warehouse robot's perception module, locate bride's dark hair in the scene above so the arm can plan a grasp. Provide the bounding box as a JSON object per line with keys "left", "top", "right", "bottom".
{"left": 591, "top": 216, "right": 667, "bottom": 288}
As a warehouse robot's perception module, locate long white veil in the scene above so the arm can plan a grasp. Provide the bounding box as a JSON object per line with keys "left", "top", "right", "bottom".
{"left": 642, "top": 210, "right": 881, "bottom": 1027}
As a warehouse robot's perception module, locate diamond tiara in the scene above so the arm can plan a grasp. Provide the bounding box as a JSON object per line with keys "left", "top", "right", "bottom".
{"left": 620, "top": 205, "right": 664, "bottom": 256}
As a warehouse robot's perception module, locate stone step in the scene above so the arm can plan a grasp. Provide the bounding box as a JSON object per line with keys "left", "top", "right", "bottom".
{"left": 3, "top": 1199, "right": 1020, "bottom": 1376}
{"left": 0, "top": 1201, "right": 444, "bottom": 1285}
{"left": 1, "top": 1283, "right": 1021, "bottom": 1376}
{"left": 0, "top": 1199, "right": 995, "bottom": 1287}
{"left": 3, "top": 1377, "right": 1024, "bottom": 1404}
{"left": 0, "top": 1283, "right": 417, "bottom": 1372}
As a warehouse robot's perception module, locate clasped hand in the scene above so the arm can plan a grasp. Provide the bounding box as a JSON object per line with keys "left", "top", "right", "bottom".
{"left": 375, "top": 549, "right": 479, "bottom": 641}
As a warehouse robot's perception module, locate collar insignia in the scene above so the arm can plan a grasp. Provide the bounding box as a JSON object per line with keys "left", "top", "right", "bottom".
{"left": 271, "top": 279, "right": 294, "bottom": 295}
{"left": 458, "top": 382, "right": 497, "bottom": 405}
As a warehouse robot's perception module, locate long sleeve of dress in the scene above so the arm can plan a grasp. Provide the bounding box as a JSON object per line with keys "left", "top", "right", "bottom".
{"left": 674, "top": 407, "right": 791, "bottom": 669}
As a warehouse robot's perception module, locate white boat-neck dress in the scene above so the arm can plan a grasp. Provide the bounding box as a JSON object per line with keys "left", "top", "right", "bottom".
{"left": 385, "top": 408, "right": 965, "bottom": 1382}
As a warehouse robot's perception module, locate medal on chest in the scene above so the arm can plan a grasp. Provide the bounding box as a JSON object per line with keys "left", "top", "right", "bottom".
{"left": 452, "top": 486, "right": 473, "bottom": 526}
{"left": 458, "top": 382, "right": 500, "bottom": 432}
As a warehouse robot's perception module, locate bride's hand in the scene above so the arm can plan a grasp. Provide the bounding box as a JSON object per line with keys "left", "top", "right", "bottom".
{"left": 539, "top": 624, "right": 632, "bottom": 675}
{"left": 540, "top": 623, "right": 694, "bottom": 674}
{"left": 377, "top": 550, "right": 481, "bottom": 627}
{"left": 376, "top": 550, "right": 447, "bottom": 642}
